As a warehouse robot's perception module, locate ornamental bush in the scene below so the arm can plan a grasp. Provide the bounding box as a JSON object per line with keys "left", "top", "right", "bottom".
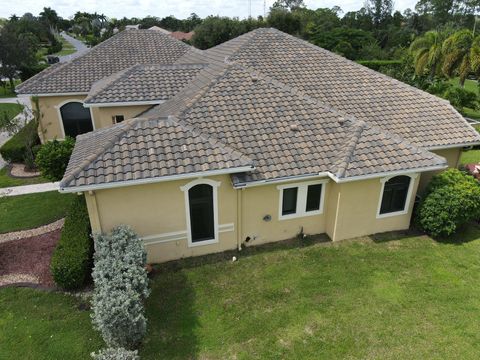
{"left": 91, "top": 347, "right": 139, "bottom": 360}
{"left": 417, "top": 169, "right": 480, "bottom": 237}
{"left": 35, "top": 137, "right": 75, "bottom": 181}
{"left": 51, "top": 196, "right": 93, "bottom": 289}
{"left": 0, "top": 120, "right": 40, "bottom": 163}
{"left": 91, "top": 225, "right": 150, "bottom": 349}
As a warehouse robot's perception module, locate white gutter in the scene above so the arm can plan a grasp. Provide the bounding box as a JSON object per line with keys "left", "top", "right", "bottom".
{"left": 17, "top": 92, "right": 88, "bottom": 97}
{"left": 426, "top": 142, "right": 480, "bottom": 150}
{"left": 233, "top": 172, "right": 330, "bottom": 189}
{"left": 83, "top": 100, "right": 165, "bottom": 108}
{"left": 327, "top": 164, "right": 448, "bottom": 183}
{"left": 60, "top": 166, "right": 256, "bottom": 193}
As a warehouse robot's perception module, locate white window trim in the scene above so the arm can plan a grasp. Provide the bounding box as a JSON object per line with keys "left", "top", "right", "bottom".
{"left": 376, "top": 173, "right": 418, "bottom": 219}
{"left": 277, "top": 179, "right": 328, "bottom": 221}
{"left": 180, "top": 178, "right": 221, "bottom": 247}
{"left": 54, "top": 99, "right": 96, "bottom": 139}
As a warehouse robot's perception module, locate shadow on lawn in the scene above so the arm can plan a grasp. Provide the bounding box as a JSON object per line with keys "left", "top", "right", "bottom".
{"left": 141, "top": 271, "right": 199, "bottom": 358}
{"left": 152, "top": 233, "right": 330, "bottom": 273}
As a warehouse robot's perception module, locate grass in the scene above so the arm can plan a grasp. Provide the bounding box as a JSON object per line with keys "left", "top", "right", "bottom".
{"left": 0, "top": 167, "right": 48, "bottom": 188}
{"left": 4, "top": 226, "right": 480, "bottom": 358}
{"left": 0, "top": 80, "right": 20, "bottom": 98}
{"left": 0, "top": 288, "right": 103, "bottom": 360}
{"left": 0, "top": 103, "right": 23, "bottom": 120}
{"left": 448, "top": 78, "right": 480, "bottom": 119}
{"left": 460, "top": 149, "right": 480, "bottom": 165}
{"left": 0, "top": 191, "right": 75, "bottom": 233}
{"left": 54, "top": 37, "right": 76, "bottom": 56}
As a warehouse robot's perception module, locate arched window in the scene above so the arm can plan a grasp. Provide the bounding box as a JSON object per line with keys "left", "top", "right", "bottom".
{"left": 60, "top": 102, "right": 93, "bottom": 138}
{"left": 379, "top": 175, "right": 413, "bottom": 215}
{"left": 181, "top": 179, "right": 220, "bottom": 247}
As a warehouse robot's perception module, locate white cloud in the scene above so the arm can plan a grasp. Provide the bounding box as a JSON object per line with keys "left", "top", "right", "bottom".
{"left": 0, "top": 0, "right": 419, "bottom": 20}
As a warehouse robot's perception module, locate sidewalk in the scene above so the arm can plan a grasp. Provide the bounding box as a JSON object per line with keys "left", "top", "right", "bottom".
{"left": 0, "top": 182, "right": 60, "bottom": 197}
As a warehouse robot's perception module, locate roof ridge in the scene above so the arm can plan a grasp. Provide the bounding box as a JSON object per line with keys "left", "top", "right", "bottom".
{"left": 332, "top": 120, "right": 367, "bottom": 178}
{"left": 60, "top": 120, "right": 139, "bottom": 187}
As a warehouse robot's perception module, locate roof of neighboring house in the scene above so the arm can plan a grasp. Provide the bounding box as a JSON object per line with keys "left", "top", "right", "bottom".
{"left": 170, "top": 31, "right": 194, "bottom": 41}
{"left": 16, "top": 30, "right": 191, "bottom": 95}
{"left": 51, "top": 27, "right": 480, "bottom": 190}
{"left": 84, "top": 64, "right": 206, "bottom": 105}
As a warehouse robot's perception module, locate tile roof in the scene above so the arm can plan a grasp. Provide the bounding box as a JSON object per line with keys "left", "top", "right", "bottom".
{"left": 205, "top": 28, "right": 480, "bottom": 149}
{"left": 55, "top": 27, "right": 480, "bottom": 190}
{"left": 60, "top": 115, "right": 253, "bottom": 189}
{"left": 16, "top": 30, "right": 191, "bottom": 94}
{"left": 84, "top": 64, "right": 206, "bottom": 104}
{"left": 62, "top": 63, "right": 446, "bottom": 189}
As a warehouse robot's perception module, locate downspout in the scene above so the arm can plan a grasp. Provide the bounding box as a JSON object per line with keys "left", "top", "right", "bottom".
{"left": 332, "top": 191, "right": 341, "bottom": 242}
{"left": 236, "top": 188, "right": 243, "bottom": 251}
{"left": 85, "top": 190, "right": 102, "bottom": 233}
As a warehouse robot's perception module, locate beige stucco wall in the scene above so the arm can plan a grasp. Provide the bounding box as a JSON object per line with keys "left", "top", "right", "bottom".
{"left": 418, "top": 148, "right": 462, "bottom": 193}
{"left": 90, "top": 105, "right": 151, "bottom": 129}
{"left": 36, "top": 95, "right": 87, "bottom": 141}
{"left": 240, "top": 180, "right": 328, "bottom": 247}
{"left": 36, "top": 96, "right": 150, "bottom": 142}
{"left": 325, "top": 175, "right": 420, "bottom": 242}
{"left": 84, "top": 175, "right": 239, "bottom": 263}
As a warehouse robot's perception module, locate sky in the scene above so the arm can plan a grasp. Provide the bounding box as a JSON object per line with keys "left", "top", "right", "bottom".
{"left": 0, "top": 0, "right": 419, "bottom": 20}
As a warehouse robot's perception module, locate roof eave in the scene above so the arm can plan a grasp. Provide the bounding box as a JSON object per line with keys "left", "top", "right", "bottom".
{"left": 59, "top": 165, "right": 255, "bottom": 193}
{"left": 83, "top": 100, "right": 165, "bottom": 108}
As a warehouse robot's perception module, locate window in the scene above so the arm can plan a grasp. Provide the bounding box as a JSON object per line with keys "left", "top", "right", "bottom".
{"left": 112, "top": 115, "right": 125, "bottom": 124}
{"left": 59, "top": 102, "right": 93, "bottom": 138}
{"left": 278, "top": 180, "right": 327, "bottom": 220}
{"left": 282, "top": 187, "right": 298, "bottom": 215}
{"left": 181, "top": 179, "right": 220, "bottom": 247}
{"left": 378, "top": 175, "right": 414, "bottom": 217}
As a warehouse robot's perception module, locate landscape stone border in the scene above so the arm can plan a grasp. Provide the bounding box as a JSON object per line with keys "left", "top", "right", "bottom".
{"left": 0, "top": 218, "right": 65, "bottom": 243}
{"left": 8, "top": 163, "right": 40, "bottom": 178}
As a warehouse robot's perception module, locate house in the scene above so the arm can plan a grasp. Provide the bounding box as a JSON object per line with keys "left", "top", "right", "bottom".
{"left": 16, "top": 28, "right": 480, "bottom": 263}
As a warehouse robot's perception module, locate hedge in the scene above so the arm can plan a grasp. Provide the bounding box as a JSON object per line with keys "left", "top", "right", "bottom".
{"left": 0, "top": 120, "right": 40, "bottom": 163}
{"left": 51, "top": 195, "right": 93, "bottom": 290}
{"left": 35, "top": 137, "right": 75, "bottom": 181}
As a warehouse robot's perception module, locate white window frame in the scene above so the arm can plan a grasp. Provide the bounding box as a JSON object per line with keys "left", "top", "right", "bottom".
{"left": 277, "top": 179, "right": 328, "bottom": 221}
{"left": 112, "top": 114, "right": 125, "bottom": 124}
{"left": 180, "top": 178, "right": 220, "bottom": 247}
{"left": 54, "top": 99, "right": 95, "bottom": 139}
{"left": 376, "top": 173, "right": 418, "bottom": 219}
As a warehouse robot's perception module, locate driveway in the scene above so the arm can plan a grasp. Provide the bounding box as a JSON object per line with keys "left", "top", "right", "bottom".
{"left": 58, "top": 32, "right": 88, "bottom": 63}
{"left": 0, "top": 96, "right": 33, "bottom": 169}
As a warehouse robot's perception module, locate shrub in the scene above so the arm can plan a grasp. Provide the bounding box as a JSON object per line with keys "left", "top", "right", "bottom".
{"left": 357, "top": 59, "right": 403, "bottom": 72}
{"left": 444, "top": 87, "right": 478, "bottom": 111}
{"left": 0, "top": 120, "right": 40, "bottom": 163}
{"left": 91, "top": 225, "right": 150, "bottom": 349}
{"left": 417, "top": 169, "right": 480, "bottom": 237}
{"left": 35, "top": 137, "right": 75, "bottom": 181}
{"left": 51, "top": 196, "right": 93, "bottom": 289}
{"left": 91, "top": 347, "right": 139, "bottom": 360}
{"left": 19, "top": 63, "right": 49, "bottom": 82}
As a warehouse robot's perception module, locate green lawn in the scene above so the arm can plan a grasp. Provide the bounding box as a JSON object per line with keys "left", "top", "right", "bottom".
{"left": 460, "top": 149, "right": 480, "bottom": 165}
{"left": 0, "top": 191, "right": 75, "bottom": 233}
{"left": 0, "top": 103, "right": 23, "bottom": 120}
{"left": 0, "top": 288, "right": 103, "bottom": 360}
{"left": 0, "top": 167, "right": 48, "bottom": 188}
{"left": 3, "top": 227, "right": 480, "bottom": 358}
{"left": 448, "top": 78, "right": 480, "bottom": 119}
{"left": 54, "top": 37, "right": 76, "bottom": 56}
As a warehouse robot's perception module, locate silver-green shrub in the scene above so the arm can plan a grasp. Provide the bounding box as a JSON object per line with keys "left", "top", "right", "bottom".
{"left": 91, "top": 225, "right": 150, "bottom": 349}
{"left": 91, "top": 347, "right": 139, "bottom": 360}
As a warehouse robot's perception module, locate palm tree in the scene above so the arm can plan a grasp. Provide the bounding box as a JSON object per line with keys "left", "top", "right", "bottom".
{"left": 442, "top": 29, "right": 480, "bottom": 86}
{"left": 409, "top": 30, "right": 446, "bottom": 79}
{"left": 40, "top": 7, "right": 59, "bottom": 34}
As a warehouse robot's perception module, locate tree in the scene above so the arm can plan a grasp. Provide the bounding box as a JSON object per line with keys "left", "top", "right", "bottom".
{"left": 39, "top": 7, "right": 59, "bottom": 33}
{"left": 442, "top": 29, "right": 480, "bottom": 85}
{"left": 366, "top": 0, "right": 393, "bottom": 28}
{"left": 0, "top": 23, "right": 37, "bottom": 90}
{"left": 272, "top": 0, "right": 305, "bottom": 11}
{"left": 409, "top": 30, "right": 447, "bottom": 78}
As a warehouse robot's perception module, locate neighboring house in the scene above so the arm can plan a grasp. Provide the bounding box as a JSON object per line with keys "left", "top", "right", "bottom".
{"left": 170, "top": 31, "right": 194, "bottom": 41}
{"left": 16, "top": 28, "right": 480, "bottom": 263}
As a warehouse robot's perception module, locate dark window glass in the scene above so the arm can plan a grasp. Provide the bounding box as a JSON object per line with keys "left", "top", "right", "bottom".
{"left": 282, "top": 187, "right": 298, "bottom": 215}
{"left": 60, "top": 102, "right": 93, "bottom": 138}
{"left": 306, "top": 184, "right": 322, "bottom": 212}
{"left": 189, "top": 184, "right": 214, "bottom": 242}
{"left": 380, "top": 176, "right": 411, "bottom": 214}
{"left": 113, "top": 115, "right": 125, "bottom": 123}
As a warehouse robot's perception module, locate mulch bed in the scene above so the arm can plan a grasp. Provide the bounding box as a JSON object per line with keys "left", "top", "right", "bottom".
{"left": 0, "top": 228, "right": 61, "bottom": 287}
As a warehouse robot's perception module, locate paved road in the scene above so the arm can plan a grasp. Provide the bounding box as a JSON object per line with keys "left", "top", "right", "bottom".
{"left": 58, "top": 32, "right": 89, "bottom": 63}
{"left": 0, "top": 97, "right": 33, "bottom": 169}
